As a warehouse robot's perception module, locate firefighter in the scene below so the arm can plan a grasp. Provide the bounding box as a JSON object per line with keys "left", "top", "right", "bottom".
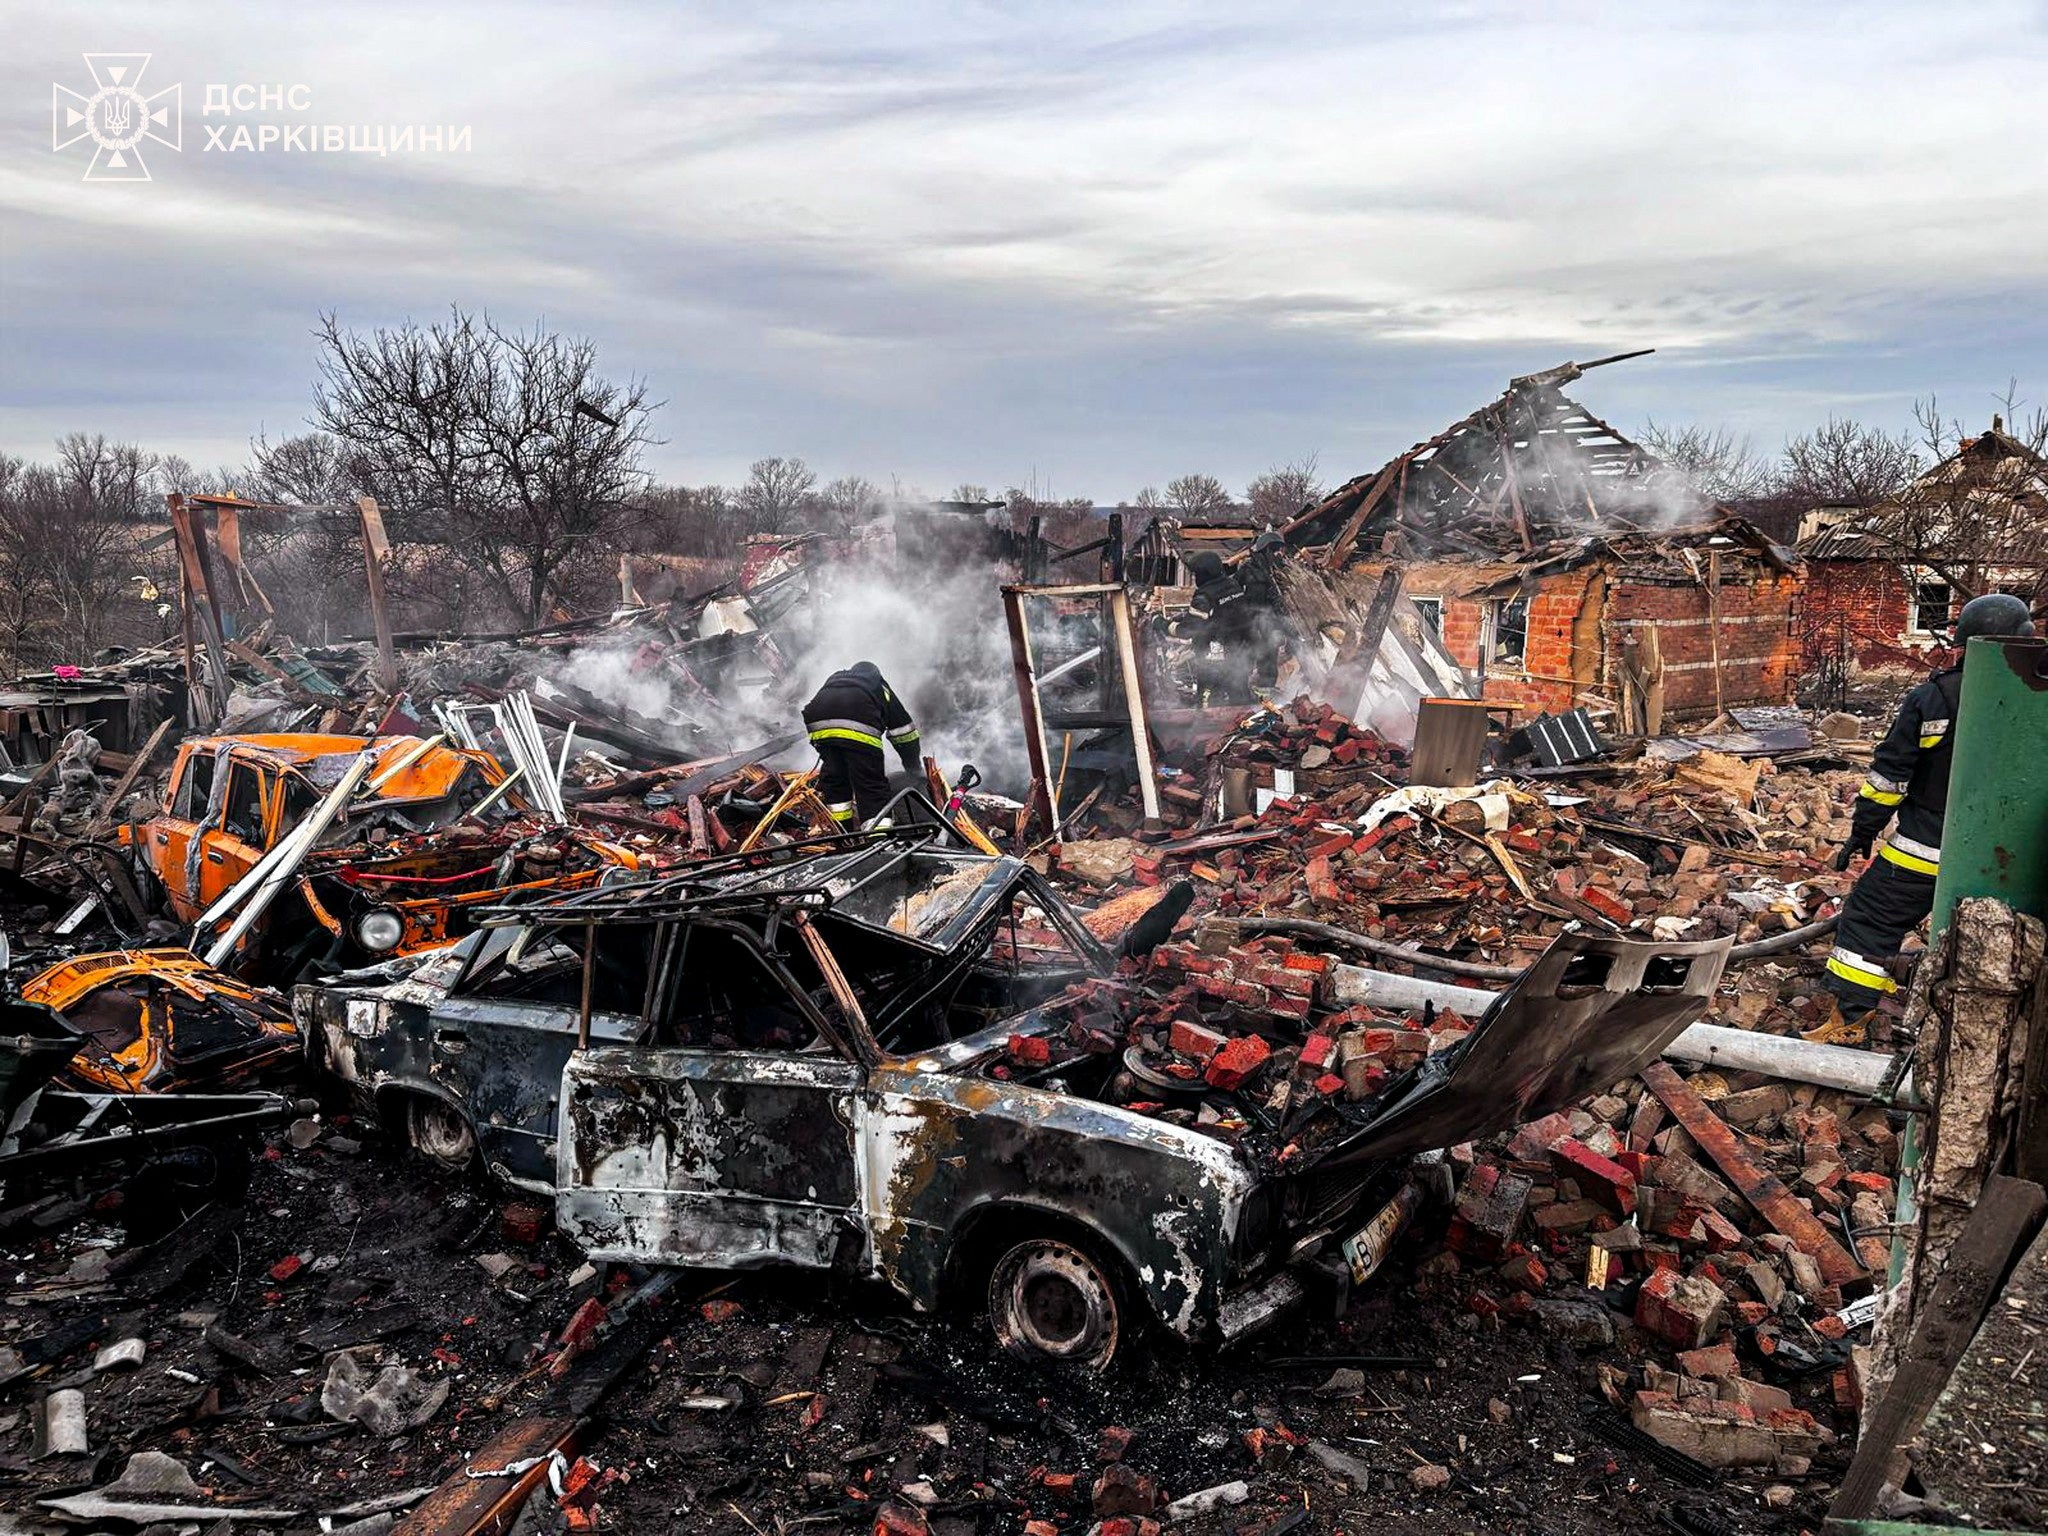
{"left": 1825, "top": 591, "right": 2036, "bottom": 1017}
{"left": 802, "top": 661, "right": 921, "bottom": 827}
{"left": 1174, "top": 534, "right": 1286, "bottom": 704}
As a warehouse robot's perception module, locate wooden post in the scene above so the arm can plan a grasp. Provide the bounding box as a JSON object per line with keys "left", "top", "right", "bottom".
{"left": 1107, "top": 587, "right": 1163, "bottom": 825}
{"left": 1001, "top": 585, "right": 1057, "bottom": 834}
{"left": 357, "top": 496, "right": 399, "bottom": 697}
{"left": 165, "top": 493, "right": 235, "bottom": 727}
{"left": 1705, "top": 548, "right": 1725, "bottom": 718}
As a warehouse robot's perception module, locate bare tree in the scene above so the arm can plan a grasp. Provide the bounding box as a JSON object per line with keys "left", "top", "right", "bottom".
{"left": 1126, "top": 486, "right": 1166, "bottom": 511}
{"left": 739, "top": 457, "right": 819, "bottom": 535}
{"left": 1638, "top": 420, "right": 1777, "bottom": 504}
{"left": 310, "top": 309, "right": 661, "bottom": 627}
{"left": 817, "top": 475, "right": 883, "bottom": 535}
{"left": 0, "top": 435, "right": 163, "bottom": 667}
{"left": 1860, "top": 394, "right": 2048, "bottom": 601}
{"left": 946, "top": 483, "right": 992, "bottom": 504}
{"left": 1778, "top": 417, "right": 1920, "bottom": 507}
{"left": 1165, "top": 473, "right": 1232, "bottom": 518}
{"left": 1245, "top": 455, "right": 1322, "bottom": 526}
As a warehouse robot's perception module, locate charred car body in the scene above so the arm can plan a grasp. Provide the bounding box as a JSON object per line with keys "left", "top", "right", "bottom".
{"left": 299, "top": 802, "right": 1729, "bottom": 1368}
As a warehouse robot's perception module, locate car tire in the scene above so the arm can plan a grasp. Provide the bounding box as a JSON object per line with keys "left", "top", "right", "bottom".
{"left": 986, "top": 1232, "right": 1128, "bottom": 1372}
{"left": 406, "top": 1096, "right": 477, "bottom": 1172}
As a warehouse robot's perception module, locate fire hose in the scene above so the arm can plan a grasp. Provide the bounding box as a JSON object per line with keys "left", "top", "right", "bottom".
{"left": 1234, "top": 912, "right": 1841, "bottom": 985}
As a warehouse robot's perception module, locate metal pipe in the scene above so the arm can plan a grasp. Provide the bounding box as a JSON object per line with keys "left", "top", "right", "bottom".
{"left": 199, "top": 749, "right": 376, "bottom": 966}
{"left": 1241, "top": 912, "right": 1840, "bottom": 983}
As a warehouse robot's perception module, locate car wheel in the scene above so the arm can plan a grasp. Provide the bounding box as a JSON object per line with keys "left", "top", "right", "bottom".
{"left": 406, "top": 1097, "right": 476, "bottom": 1171}
{"left": 987, "top": 1234, "right": 1124, "bottom": 1372}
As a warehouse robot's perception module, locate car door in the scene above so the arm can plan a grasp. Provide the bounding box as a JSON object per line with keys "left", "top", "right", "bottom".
{"left": 200, "top": 759, "right": 271, "bottom": 910}
{"left": 555, "top": 931, "right": 863, "bottom": 1269}
{"left": 147, "top": 745, "right": 214, "bottom": 922}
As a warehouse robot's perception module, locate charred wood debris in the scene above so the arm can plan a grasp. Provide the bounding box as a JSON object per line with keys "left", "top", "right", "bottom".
{"left": 0, "top": 417, "right": 2009, "bottom": 1536}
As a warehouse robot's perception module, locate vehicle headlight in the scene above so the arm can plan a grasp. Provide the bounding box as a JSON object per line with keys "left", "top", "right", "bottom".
{"left": 1232, "top": 1182, "right": 1280, "bottom": 1272}
{"left": 354, "top": 908, "right": 406, "bottom": 953}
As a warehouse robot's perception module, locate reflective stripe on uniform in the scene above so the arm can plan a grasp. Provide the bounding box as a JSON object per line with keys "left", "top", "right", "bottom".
{"left": 809, "top": 726, "right": 884, "bottom": 749}
{"left": 1826, "top": 946, "right": 1898, "bottom": 995}
{"left": 826, "top": 800, "right": 856, "bottom": 823}
{"left": 1880, "top": 831, "right": 1941, "bottom": 876}
{"left": 887, "top": 726, "right": 921, "bottom": 746}
{"left": 1917, "top": 717, "right": 1950, "bottom": 749}
{"left": 1859, "top": 783, "right": 1905, "bottom": 806}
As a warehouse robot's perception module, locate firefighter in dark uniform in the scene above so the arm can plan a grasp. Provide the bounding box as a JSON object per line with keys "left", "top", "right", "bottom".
{"left": 801, "top": 661, "right": 921, "bottom": 827}
{"left": 1175, "top": 533, "right": 1286, "bottom": 704}
{"left": 1825, "top": 592, "right": 2035, "bottom": 1017}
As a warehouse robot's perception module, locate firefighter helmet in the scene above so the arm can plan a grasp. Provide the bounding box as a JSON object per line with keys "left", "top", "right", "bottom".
{"left": 1953, "top": 592, "right": 2036, "bottom": 642}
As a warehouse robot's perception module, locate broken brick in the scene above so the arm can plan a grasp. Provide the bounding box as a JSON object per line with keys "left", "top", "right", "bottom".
{"left": 1635, "top": 1267, "right": 1727, "bottom": 1351}
{"left": 1168, "top": 1019, "right": 1227, "bottom": 1060}
{"left": 1447, "top": 1164, "right": 1533, "bottom": 1263}
{"left": 1550, "top": 1137, "right": 1637, "bottom": 1216}
{"left": 1204, "top": 1035, "right": 1271, "bottom": 1090}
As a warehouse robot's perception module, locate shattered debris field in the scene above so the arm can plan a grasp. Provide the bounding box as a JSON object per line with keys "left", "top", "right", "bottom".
{"left": 0, "top": 438, "right": 2041, "bottom": 1536}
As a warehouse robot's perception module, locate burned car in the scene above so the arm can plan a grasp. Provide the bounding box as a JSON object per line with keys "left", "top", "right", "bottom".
{"left": 20, "top": 947, "right": 297, "bottom": 1094}
{"left": 126, "top": 732, "right": 640, "bottom": 973}
{"left": 298, "top": 810, "right": 1729, "bottom": 1369}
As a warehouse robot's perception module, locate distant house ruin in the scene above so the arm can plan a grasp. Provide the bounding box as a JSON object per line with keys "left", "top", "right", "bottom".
{"left": 1269, "top": 359, "right": 1804, "bottom": 729}
{"left": 1798, "top": 420, "right": 2048, "bottom": 685}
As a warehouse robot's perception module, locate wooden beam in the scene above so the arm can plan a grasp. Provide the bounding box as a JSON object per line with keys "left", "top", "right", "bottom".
{"left": 357, "top": 496, "right": 399, "bottom": 697}
{"left": 1641, "top": 1061, "right": 1864, "bottom": 1286}
{"left": 1831, "top": 1175, "right": 2047, "bottom": 1519}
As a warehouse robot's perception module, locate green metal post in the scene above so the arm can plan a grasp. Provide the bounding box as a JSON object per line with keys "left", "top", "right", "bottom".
{"left": 1889, "top": 635, "right": 2048, "bottom": 1287}
{"left": 1928, "top": 635, "right": 2048, "bottom": 937}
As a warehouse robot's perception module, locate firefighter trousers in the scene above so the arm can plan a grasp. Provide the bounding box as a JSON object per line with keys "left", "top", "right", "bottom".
{"left": 816, "top": 741, "right": 892, "bottom": 826}
{"left": 1824, "top": 855, "right": 1936, "bottom": 1012}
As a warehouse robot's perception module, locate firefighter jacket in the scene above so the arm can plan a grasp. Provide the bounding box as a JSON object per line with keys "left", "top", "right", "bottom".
{"left": 802, "top": 663, "right": 922, "bottom": 771}
{"left": 1847, "top": 664, "right": 1962, "bottom": 877}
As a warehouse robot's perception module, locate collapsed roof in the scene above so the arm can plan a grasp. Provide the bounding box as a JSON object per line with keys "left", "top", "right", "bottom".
{"left": 1279, "top": 354, "right": 1715, "bottom": 565}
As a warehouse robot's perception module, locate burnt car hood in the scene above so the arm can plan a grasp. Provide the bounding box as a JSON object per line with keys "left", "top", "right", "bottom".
{"left": 1307, "top": 929, "right": 1730, "bottom": 1169}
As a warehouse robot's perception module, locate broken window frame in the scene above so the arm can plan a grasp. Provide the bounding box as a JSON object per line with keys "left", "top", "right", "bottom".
{"left": 1905, "top": 568, "right": 1953, "bottom": 637}
{"left": 218, "top": 761, "right": 268, "bottom": 845}
{"left": 1482, "top": 594, "right": 1529, "bottom": 670}
{"left": 171, "top": 748, "right": 214, "bottom": 820}
{"left": 1410, "top": 596, "right": 1444, "bottom": 635}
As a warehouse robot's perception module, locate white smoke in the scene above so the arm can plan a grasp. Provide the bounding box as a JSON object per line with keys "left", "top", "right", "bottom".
{"left": 548, "top": 543, "right": 1035, "bottom": 793}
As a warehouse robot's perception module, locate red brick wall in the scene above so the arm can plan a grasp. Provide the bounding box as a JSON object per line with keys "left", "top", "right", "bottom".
{"left": 1603, "top": 573, "right": 1803, "bottom": 717}
{"left": 1419, "top": 562, "right": 1804, "bottom": 723}
{"left": 1427, "top": 572, "right": 1590, "bottom": 718}
{"left": 1800, "top": 559, "right": 1935, "bottom": 676}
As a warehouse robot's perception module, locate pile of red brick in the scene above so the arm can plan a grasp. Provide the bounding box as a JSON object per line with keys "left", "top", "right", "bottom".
{"left": 1051, "top": 704, "right": 1863, "bottom": 979}
{"left": 998, "top": 930, "right": 1473, "bottom": 1146}
{"left": 1436, "top": 1063, "right": 1897, "bottom": 1474}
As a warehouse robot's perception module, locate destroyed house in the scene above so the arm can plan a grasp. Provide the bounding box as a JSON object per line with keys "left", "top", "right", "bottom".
{"left": 1798, "top": 420, "right": 2048, "bottom": 680}
{"left": 1275, "top": 360, "right": 1805, "bottom": 725}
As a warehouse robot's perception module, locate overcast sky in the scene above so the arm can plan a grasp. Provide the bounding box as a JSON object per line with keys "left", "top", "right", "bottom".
{"left": 4, "top": 2, "right": 2045, "bottom": 500}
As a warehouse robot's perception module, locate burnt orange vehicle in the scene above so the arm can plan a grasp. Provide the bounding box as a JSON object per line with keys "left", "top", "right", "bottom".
{"left": 126, "top": 734, "right": 641, "bottom": 974}
{"left": 20, "top": 948, "right": 297, "bottom": 1093}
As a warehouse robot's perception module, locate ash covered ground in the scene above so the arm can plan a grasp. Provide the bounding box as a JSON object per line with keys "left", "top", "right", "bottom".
{"left": 1, "top": 1100, "right": 1844, "bottom": 1535}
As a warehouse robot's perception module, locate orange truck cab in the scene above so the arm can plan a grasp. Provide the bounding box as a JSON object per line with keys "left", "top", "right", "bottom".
{"left": 127, "top": 734, "right": 639, "bottom": 974}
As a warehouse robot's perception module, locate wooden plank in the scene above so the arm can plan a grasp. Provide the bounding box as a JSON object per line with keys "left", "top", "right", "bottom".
{"left": 1831, "top": 1175, "right": 2047, "bottom": 1520}
{"left": 1319, "top": 464, "right": 1398, "bottom": 571}
{"left": 1641, "top": 1061, "right": 1864, "bottom": 1285}
{"left": 357, "top": 496, "right": 399, "bottom": 698}
{"left": 82, "top": 716, "right": 175, "bottom": 839}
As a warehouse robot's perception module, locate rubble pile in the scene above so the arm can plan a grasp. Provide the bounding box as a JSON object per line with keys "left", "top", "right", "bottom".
{"left": 0, "top": 550, "right": 1948, "bottom": 1534}
{"left": 1053, "top": 701, "right": 1861, "bottom": 979}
